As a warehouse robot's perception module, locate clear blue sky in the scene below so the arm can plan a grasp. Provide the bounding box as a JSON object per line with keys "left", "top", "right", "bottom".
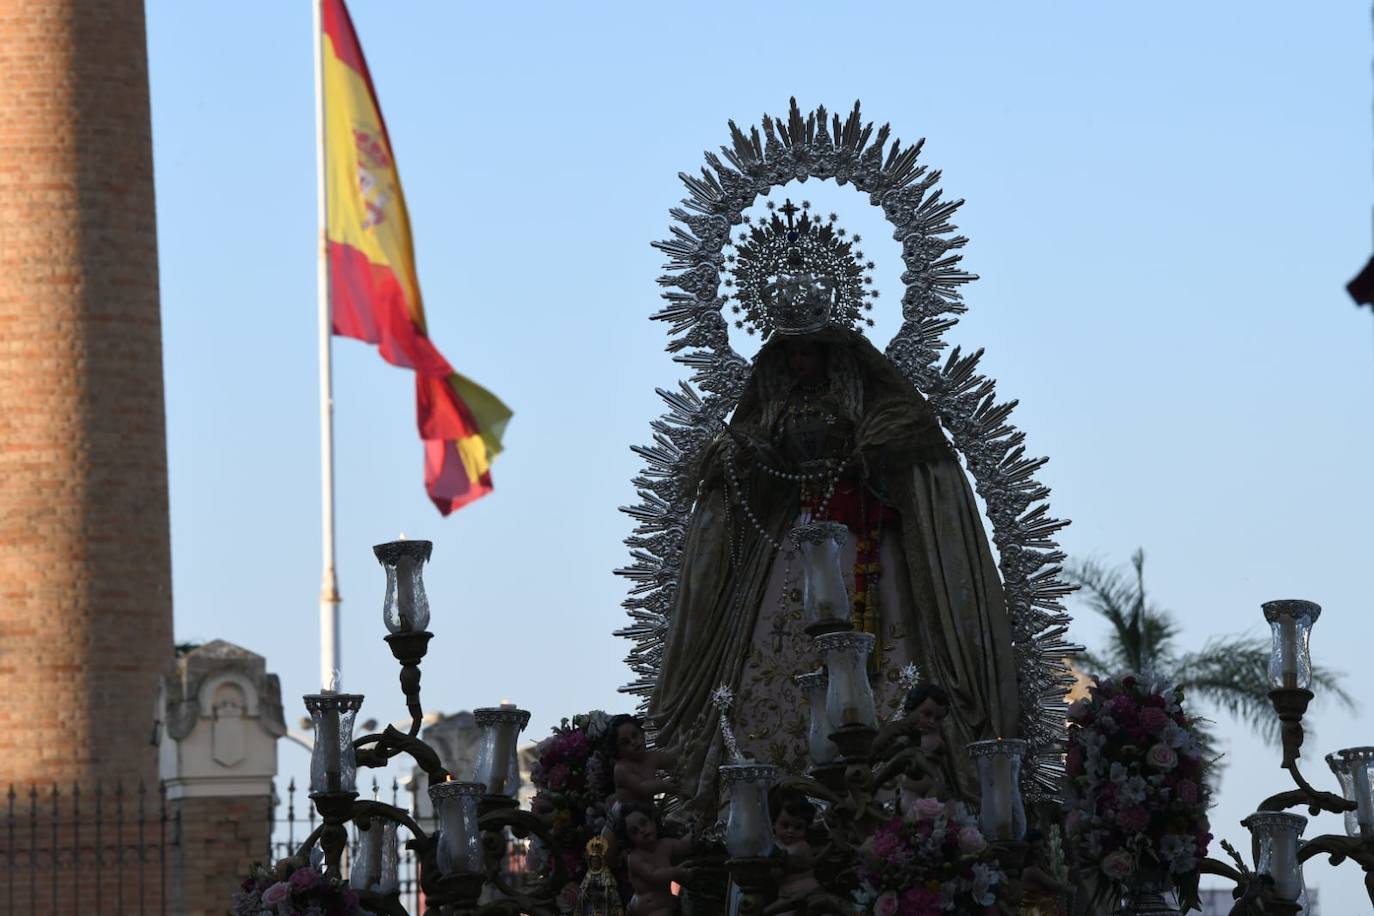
{"left": 149, "top": 1, "right": 1374, "bottom": 907}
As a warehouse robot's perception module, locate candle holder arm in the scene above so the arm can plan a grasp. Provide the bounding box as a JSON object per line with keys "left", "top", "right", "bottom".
{"left": 291, "top": 823, "right": 327, "bottom": 862}
{"left": 474, "top": 806, "right": 569, "bottom": 912}
{"left": 1298, "top": 834, "right": 1374, "bottom": 908}
{"left": 1258, "top": 688, "right": 1357, "bottom": 817}
{"left": 352, "top": 725, "right": 452, "bottom": 783}
{"left": 350, "top": 799, "right": 428, "bottom": 842}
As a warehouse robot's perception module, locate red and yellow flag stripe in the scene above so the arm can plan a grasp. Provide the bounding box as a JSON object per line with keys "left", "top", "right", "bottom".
{"left": 321, "top": 0, "right": 510, "bottom": 514}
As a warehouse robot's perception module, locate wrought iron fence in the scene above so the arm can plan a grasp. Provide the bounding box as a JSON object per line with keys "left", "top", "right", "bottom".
{"left": 0, "top": 779, "right": 176, "bottom": 916}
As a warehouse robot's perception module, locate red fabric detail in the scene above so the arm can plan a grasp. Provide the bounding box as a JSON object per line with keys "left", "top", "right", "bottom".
{"left": 416, "top": 374, "right": 479, "bottom": 442}
{"left": 328, "top": 241, "right": 452, "bottom": 378}
{"left": 425, "top": 439, "right": 493, "bottom": 517}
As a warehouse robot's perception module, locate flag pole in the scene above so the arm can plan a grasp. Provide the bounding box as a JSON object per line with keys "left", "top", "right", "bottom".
{"left": 314, "top": 0, "right": 341, "bottom": 691}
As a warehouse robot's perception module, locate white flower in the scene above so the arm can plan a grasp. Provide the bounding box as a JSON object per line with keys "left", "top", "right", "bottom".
{"left": 1160, "top": 834, "right": 1199, "bottom": 874}
{"left": 971, "top": 862, "right": 1001, "bottom": 905}
{"left": 1123, "top": 776, "right": 1149, "bottom": 803}
{"left": 1080, "top": 730, "right": 1107, "bottom": 753}
{"left": 1110, "top": 762, "right": 1129, "bottom": 784}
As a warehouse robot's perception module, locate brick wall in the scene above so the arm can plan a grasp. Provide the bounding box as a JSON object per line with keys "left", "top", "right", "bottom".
{"left": 0, "top": 0, "right": 172, "bottom": 789}
{"left": 171, "top": 794, "right": 273, "bottom": 916}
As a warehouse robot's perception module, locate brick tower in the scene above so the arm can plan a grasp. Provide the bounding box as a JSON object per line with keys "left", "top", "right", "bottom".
{"left": 0, "top": 0, "right": 173, "bottom": 790}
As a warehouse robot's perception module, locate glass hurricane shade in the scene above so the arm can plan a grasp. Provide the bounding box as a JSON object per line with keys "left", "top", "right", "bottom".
{"left": 794, "top": 670, "right": 837, "bottom": 764}
{"left": 1326, "top": 747, "right": 1374, "bottom": 838}
{"left": 428, "top": 781, "right": 485, "bottom": 876}
{"left": 967, "top": 739, "right": 1027, "bottom": 841}
{"left": 473, "top": 706, "right": 530, "bottom": 796}
{"left": 304, "top": 692, "right": 364, "bottom": 795}
{"left": 790, "top": 523, "right": 850, "bottom": 629}
{"left": 373, "top": 539, "right": 433, "bottom": 635}
{"left": 1246, "top": 811, "right": 1307, "bottom": 904}
{"left": 1262, "top": 600, "right": 1320, "bottom": 691}
{"left": 719, "top": 764, "right": 777, "bottom": 858}
{"left": 349, "top": 816, "right": 388, "bottom": 892}
{"left": 813, "top": 631, "right": 877, "bottom": 729}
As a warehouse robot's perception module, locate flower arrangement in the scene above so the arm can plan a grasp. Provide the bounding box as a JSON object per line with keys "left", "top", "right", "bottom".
{"left": 231, "top": 859, "right": 362, "bottom": 916}
{"left": 854, "top": 796, "right": 1006, "bottom": 916}
{"left": 1065, "top": 674, "right": 1213, "bottom": 906}
{"left": 528, "top": 709, "right": 615, "bottom": 884}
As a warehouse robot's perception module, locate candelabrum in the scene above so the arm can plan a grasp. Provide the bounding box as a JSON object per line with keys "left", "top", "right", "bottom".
{"left": 291, "top": 540, "right": 561, "bottom": 916}
{"left": 1198, "top": 600, "right": 1374, "bottom": 915}
{"left": 709, "top": 523, "right": 1038, "bottom": 916}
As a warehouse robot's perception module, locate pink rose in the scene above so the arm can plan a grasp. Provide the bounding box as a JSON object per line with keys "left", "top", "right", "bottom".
{"left": 871, "top": 828, "right": 905, "bottom": 863}
{"left": 874, "top": 890, "right": 901, "bottom": 916}
{"left": 1176, "top": 779, "right": 1199, "bottom": 804}
{"left": 287, "top": 866, "right": 320, "bottom": 892}
{"left": 261, "top": 881, "right": 291, "bottom": 906}
{"left": 1115, "top": 805, "right": 1150, "bottom": 834}
{"left": 1101, "top": 849, "right": 1135, "bottom": 880}
{"left": 911, "top": 796, "right": 945, "bottom": 822}
{"left": 1147, "top": 743, "right": 1178, "bottom": 770}
{"left": 957, "top": 825, "right": 987, "bottom": 854}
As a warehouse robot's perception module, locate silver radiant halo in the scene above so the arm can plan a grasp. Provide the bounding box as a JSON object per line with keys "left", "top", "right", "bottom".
{"left": 615, "top": 98, "right": 1079, "bottom": 802}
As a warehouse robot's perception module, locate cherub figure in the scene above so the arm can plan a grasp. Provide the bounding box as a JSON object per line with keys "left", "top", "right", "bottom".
{"left": 606, "top": 714, "right": 681, "bottom": 806}
{"left": 771, "top": 793, "right": 820, "bottom": 913}
{"left": 578, "top": 837, "right": 625, "bottom": 916}
{"left": 872, "top": 683, "right": 962, "bottom": 807}
{"left": 618, "top": 802, "right": 692, "bottom": 916}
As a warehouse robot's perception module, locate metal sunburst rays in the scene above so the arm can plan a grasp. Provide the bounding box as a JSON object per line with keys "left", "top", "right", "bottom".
{"left": 615, "top": 99, "right": 1080, "bottom": 802}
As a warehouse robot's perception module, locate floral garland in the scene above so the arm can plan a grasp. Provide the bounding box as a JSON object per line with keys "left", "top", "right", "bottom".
{"left": 855, "top": 797, "right": 1006, "bottom": 916}
{"left": 529, "top": 709, "right": 615, "bottom": 884}
{"left": 231, "top": 860, "right": 362, "bottom": 916}
{"left": 1064, "top": 674, "right": 1212, "bottom": 905}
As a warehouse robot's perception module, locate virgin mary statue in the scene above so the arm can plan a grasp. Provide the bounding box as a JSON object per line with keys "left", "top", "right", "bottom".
{"left": 646, "top": 206, "right": 1021, "bottom": 814}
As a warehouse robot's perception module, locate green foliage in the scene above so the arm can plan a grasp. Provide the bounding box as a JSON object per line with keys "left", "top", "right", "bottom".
{"left": 1065, "top": 549, "right": 1356, "bottom": 782}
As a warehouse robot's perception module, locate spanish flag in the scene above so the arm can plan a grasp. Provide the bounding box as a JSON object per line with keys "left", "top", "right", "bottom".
{"left": 321, "top": 0, "right": 510, "bottom": 514}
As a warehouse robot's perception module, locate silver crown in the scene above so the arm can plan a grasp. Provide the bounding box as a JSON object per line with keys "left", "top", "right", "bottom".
{"left": 723, "top": 199, "right": 876, "bottom": 339}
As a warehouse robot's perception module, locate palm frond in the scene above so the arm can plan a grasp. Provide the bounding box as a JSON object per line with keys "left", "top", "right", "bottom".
{"left": 1175, "top": 637, "right": 1279, "bottom": 744}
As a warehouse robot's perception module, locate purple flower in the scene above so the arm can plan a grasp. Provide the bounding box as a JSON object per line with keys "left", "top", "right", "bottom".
{"left": 1115, "top": 805, "right": 1150, "bottom": 834}
{"left": 261, "top": 881, "right": 291, "bottom": 906}
{"left": 288, "top": 866, "right": 321, "bottom": 892}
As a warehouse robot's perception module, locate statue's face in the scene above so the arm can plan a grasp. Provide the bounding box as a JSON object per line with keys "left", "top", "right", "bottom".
{"left": 773, "top": 811, "right": 808, "bottom": 846}
{"left": 783, "top": 339, "right": 827, "bottom": 383}
{"left": 912, "top": 697, "right": 949, "bottom": 734}
{"left": 588, "top": 852, "right": 604, "bottom": 871}
{"left": 615, "top": 720, "right": 646, "bottom": 758}
{"left": 626, "top": 810, "right": 658, "bottom": 849}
